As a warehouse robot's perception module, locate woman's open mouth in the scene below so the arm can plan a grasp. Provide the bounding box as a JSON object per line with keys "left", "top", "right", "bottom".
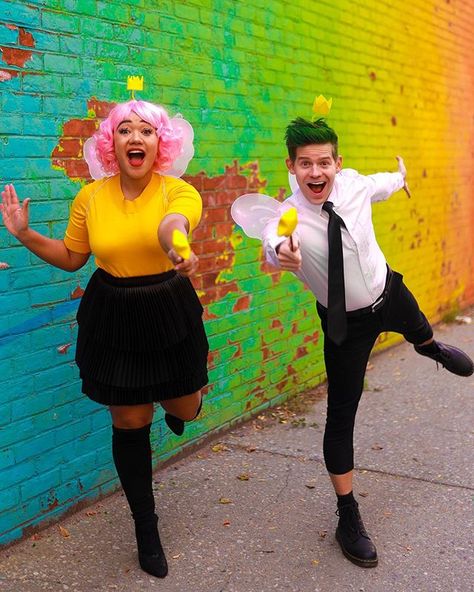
{"left": 127, "top": 150, "right": 146, "bottom": 167}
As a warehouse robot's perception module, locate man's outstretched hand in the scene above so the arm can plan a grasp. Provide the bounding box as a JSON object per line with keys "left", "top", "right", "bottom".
{"left": 276, "top": 236, "right": 302, "bottom": 271}
{"left": 396, "top": 156, "right": 411, "bottom": 198}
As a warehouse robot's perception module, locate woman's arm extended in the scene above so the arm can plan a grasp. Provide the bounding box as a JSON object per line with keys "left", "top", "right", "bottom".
{"left": 1, "top": 184, "right": 90, "bottom": 271}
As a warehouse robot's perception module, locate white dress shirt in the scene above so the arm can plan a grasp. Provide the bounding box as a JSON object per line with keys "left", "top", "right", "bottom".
{"left": 262, "top": 169, "right": 405, "bottom": 311}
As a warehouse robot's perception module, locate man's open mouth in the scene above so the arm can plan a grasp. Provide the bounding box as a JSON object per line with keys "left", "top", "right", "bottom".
{"left": 127, "top": 150, "right": 145, "bottom": 167}
{"left": 308, "top": 181, "right": 326, "bottom": 195}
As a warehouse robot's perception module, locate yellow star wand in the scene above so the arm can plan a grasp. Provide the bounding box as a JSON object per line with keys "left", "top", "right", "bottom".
{"left": 277, "top": 207, "right": 298, "bottom": 251}
{"left": 172, "top": 229, "right": 191, "bottom": 260}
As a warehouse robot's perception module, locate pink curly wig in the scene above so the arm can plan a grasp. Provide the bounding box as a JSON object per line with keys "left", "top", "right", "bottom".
{"left": 94, "top": 100, "right": 184, "bottom": 175}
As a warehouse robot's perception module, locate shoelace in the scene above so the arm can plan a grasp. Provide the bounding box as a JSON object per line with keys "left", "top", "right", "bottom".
{"left": 336, "top": 504, "right": 369, "bottom": 540}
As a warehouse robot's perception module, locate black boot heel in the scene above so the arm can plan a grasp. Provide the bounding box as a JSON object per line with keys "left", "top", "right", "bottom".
{"left": 135, "top": 515, "right": 168, "bottom": 578}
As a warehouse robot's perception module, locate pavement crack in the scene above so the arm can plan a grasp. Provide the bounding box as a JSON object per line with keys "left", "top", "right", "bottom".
{"left": 274, "top": 461, "right": 292, "bottom": 501}
{"left": 351, "top": 464, "right": 474, "bottom": 491}
{"left": 222, "top": 440, "right": 474, "bottom": 491}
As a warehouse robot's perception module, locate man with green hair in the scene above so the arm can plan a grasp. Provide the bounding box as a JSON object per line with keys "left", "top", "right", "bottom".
{"left": 262, "top": 116, "right": 473, "bottom": 568}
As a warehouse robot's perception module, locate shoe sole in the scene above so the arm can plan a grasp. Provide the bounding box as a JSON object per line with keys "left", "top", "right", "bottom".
{"left": 335, "top": 530, "right": 378, "bottom": 568}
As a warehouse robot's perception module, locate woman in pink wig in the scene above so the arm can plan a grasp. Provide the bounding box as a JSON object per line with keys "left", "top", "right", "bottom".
{"left": 1, "top": 98, "right": 208, "bottom": 579}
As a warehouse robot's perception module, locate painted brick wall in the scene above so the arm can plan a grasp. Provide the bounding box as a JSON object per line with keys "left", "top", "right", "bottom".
{"left": 1, "top": 0, "right": 473, "bottom": 545}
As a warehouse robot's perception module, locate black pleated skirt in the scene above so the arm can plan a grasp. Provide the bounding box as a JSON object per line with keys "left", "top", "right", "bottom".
{"left": 75, "top": 268, "right": 209, "bottom": 406}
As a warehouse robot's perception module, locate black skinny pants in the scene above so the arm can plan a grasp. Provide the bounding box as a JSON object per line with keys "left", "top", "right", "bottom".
{"left": 316, "top": 270, "right": 433, "bottom": 475}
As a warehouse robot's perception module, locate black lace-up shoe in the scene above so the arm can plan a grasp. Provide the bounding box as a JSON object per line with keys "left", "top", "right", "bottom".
{"left": 335, "top": 501, "right": 378, "bottom": 568}
{"left": 414, "top": 341, "right": 474, "bottom": 377}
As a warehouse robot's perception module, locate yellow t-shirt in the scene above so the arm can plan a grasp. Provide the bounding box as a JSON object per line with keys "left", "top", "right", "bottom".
{"left": 63, "top": 173, "right": 202, "bottom": 277}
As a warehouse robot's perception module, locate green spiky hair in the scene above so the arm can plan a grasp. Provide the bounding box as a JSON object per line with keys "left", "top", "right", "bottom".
{"left": 285, "top": 117, "right": 339, "bottom": 161}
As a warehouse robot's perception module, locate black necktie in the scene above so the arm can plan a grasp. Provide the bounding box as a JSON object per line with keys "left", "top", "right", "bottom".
{"left": 322, "top": 201, "right": 347, "bottom": 345}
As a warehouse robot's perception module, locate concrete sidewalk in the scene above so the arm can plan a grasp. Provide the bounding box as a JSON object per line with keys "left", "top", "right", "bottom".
{"left": 0, "top": 315, "right": 473, "bottom": 592}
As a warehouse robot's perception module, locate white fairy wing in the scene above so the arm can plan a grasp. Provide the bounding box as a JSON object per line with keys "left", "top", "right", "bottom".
{"left": 165, "top": 116, "right": 195, "bottom": 177}
{"left": 230, "top": 193, "right": 281, "bottom": 240}
{"left": 288, "top": 172, "right": 298, "bottom": 194}
{"left": 83, "top": 136, "right": 109, "bottom": 180}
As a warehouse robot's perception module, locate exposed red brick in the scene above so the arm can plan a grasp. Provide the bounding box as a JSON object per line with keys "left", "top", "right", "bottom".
{"left": 201, "top": 175, "right": 225, "bottom": 191}
{"left": 203, "top": 308, "right": 218, "bottom": 320}
{"left": 228, "top": 339, "right": 242, "bottom": 359}
{"left": 0, "top": 27, "right": 35, "bottom": 74}
{"left": 52, "top": 158, "right": 90, "bottom": 179}
{"left": 194, "top": 239, "right": 226, "bottom": 254}
{"left": 226, "top": 175, "right": 247, "bottom": 190}
{"left": 244, "top": 161, "right": 267, "bottom": 191}
{"left": 190, "top": 275, "right": 202, "bottom": 290}
{"left": 19, "top": 28, "right": 35, "bottom": 48}
{"left": 295, "top": 346, "right": 308, "bottom": 359}
{"left": 191, "top": 226, "right": 213, "bottom": 241}
{"left": 275, "top": 379, "right": 288, "bottom": 392}
{"left": 63, "top": 119, "right": 98, "bottom": 136}
{"left": 51, "top": 138, "right": 83, "bottom": 159}
{"left": 214, "top": 190, "right": 238, "bottom": 205}
{"left": 207, "top": 349, "right": 218, "bottom": 368}
{"left": 0, "top": 69, "right": 14, "bottom": 81}
{"left": 202, "top": 272, "right": 220, "bottom": 288}
{"left": 200, "top": 192, "right": 216, "bottom": 207}
{"left": 87, "top": 97, "right": 115, "bottom": 118}
{"left": 225, "top": 161, "right": 239, "bottom": 175}
{"left": 215, "top": 222, "right": 234, "bottom": 236}
{"left": 232, "top": 295, "right": 251, "bottom": 312}
{"left": 200, "top": 286, "right": 218, "bottom": 305}
{"left": 47, "top": 496, "right": 59, "bottom": 510}
{"left": 303, "top": 330, "right": 319, "bottom": 344}
{"left": 57, "top": 343, "right": 73, "bottom": 355}
{"left": 260, "top": 261, "right": 282, "bottom": 284}
{"left": 198, "top": 256, "right": 222, "bottom": 273}
{"left": 1, "top": 47, "right": 33, "bottom": 68}
{"left": 70, "top": 286, "right": 85, "bottom": 299}
{"left": 184, "top": 172, "right": 204, "bottom": 191}
{"left": 203, "top": 207, "right": 228, "bottom": 223}
{"left": 271, "top": 319, "right": 283, "bottom": 329}
{"left": 216, "top": 283, "right": 239, "bottom": 299}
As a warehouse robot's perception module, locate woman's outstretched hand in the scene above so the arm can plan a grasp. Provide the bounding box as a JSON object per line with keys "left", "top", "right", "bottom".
{"left": 0, "top": 184, "right": 30, "bottom": 238}
{"left": 167, "top": 248, "right": 199, "bottom": 277}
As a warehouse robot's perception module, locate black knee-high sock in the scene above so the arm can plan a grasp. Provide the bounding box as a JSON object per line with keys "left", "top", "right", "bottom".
{"left": 112, "top": 423, "right": 155, "bottom": 526}
{"left": 111, "top": 424, "right": 168, "bottom": 577}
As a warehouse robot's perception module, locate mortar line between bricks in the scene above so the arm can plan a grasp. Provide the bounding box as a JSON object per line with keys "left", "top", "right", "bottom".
{"left": 222, "top": 440, "right": 474, "bottom": 492}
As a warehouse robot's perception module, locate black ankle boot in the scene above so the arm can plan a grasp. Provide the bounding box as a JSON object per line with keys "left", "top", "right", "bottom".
{"left": 336, "top": 500, "right": 378, "bottom": 568}
{"left": 165, "top": 398, "right": 203, "bottom": 436}
{"left": 135, "top": 514, "right": 168, "bottom": 578}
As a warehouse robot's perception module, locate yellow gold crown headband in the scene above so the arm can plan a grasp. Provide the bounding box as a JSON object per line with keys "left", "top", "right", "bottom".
{"left": 312, "top": 94, "right": 332, "bottom": 119}
{"left": 127, "top": 75, "right": 144, "bottom": 99}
